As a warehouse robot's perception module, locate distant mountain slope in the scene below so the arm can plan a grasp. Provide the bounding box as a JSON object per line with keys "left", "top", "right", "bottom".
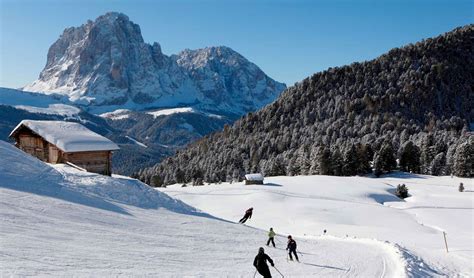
{"left": 23, "top": 12, "right": 285, "bottom": 115}
{"left": 0, "top": 87, "right": 173, "bottom": 175}
{"left": 0, "top": 88, "right": 235, "bottom": 175}
{"left": 139, "top": 25, "right": 473, "bottom": 185}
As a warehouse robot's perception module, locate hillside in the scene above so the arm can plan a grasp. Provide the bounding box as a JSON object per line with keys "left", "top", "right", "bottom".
{"left": 0, "top": 140, "right": 419, "bottom": 276}
{"left": 138, "top": 25, "right": 473, "bottom": 185}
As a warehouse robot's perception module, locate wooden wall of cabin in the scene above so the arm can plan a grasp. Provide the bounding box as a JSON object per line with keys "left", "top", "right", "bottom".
{"left": 16, "top": 131, "right": 49, "bottom": 162}
{"left": 48, "top": 144, "right": 63, "bottom": 164}
{"left": 63, "top": 151, "right": 112, "bottom": 175}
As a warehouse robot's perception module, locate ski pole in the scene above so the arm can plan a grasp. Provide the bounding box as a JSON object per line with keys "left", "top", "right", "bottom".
{"left": 273, "top": 266, "right": 284, "bottom": 278}
{"left": 253, "top": 269, "right": 257, "bottom": 278}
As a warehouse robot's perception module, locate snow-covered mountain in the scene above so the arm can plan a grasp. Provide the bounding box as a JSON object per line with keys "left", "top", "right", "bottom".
{"left": 173, "top": 46, "right": 285, "bottom": 114}
{"left": 23, "top": 12, "right": 286, "bottom": 114}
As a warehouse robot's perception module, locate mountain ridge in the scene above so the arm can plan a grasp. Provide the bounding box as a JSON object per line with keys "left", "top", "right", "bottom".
{"left": 138, "top": 24, "right": 473, "bottom": 185}
{"left": 23, "top": 12, "right": 286, "bottom": 115}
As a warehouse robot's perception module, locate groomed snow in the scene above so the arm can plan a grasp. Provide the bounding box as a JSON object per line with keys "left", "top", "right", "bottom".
{"left": 10, "top": 120, "right": 119, "bottom": 152}
{"left": 1, "top": 141, "right": 412, "bottom": 277}
{"left": 162, "top": 174, "right": 473, "bottom": 277}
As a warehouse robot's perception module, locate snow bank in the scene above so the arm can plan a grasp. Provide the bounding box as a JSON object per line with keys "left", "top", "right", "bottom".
{"left": 10, "top": 120, "right": 119, "bottom": 152}
{"left": 0, "top": 140, "right": 196, "bottom": 213}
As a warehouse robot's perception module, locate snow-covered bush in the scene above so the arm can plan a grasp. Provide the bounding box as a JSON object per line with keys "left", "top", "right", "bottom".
{"left": 396, "top": 184, "right": 409, "bottom": 199}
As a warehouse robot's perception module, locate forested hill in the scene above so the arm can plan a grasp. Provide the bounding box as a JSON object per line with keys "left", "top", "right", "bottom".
{"left": 138, "top": 25, "right": 474, "bottom": 186}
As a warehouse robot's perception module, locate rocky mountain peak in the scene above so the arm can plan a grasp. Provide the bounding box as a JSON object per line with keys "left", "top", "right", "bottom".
{"left": 24, "top": 12, "right": 286, "bottom": 114}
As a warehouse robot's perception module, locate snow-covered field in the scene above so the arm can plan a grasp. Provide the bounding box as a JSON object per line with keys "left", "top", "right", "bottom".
{"left": 1, "top": 140, "right": 472, "bottom": 277}
{"left": 162, "top": 175, "right": 473, "bottom": 277}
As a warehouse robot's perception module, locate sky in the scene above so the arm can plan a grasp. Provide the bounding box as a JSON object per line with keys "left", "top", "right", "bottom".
{"left": 0, "top": 0, "right": 472, "bottom": 88}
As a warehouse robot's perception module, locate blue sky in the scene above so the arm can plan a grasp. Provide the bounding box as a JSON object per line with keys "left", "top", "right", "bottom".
{"left": 0, "top": 0, "right": 471, "bottom": 88}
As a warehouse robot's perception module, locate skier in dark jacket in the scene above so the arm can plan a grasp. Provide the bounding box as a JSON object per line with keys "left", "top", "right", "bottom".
{"left": 253, "top": 247, "right": 274, "bottom": 278}
{"left": 286, "top": 235, "right": 299, "bottom": 262}
{"left": 239, "top": 207, "right": 253, "bottom": 224}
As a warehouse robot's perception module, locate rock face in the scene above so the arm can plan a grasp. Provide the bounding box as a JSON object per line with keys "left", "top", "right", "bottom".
{"left": 24, "top": 12, "right": 286, "bottom": 114}
{"left": 174, "top": 47, "right": 285, "bottom": 114}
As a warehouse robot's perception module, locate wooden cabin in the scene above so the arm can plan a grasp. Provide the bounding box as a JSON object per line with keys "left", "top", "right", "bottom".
{"left": 9, "top": 120, "right": 119, "bottom": 176}
{"left": 244, "top": 173, "right": 264, "bottom": 185}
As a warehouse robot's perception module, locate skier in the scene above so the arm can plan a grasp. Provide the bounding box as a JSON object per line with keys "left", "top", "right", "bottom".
{"left": 266, "top": 227, "right": 276, "bottom": 247}
{"left": 286, "top": 235, "right": 299, "bottom": 262}
{"left": 239, "top": 207, "right": 253, "bottom": 224}
{"left": 253, "top": 247, "right": 274, "bottom": 278}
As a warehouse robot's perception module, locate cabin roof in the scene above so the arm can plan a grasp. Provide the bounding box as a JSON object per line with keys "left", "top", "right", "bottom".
{"left": 9, "top": 120, "right": 120, "bottom": 153}
{"left": 244, "top": 173, "right": 264, "bottom": 181}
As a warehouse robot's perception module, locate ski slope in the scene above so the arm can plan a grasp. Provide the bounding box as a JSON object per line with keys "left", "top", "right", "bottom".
{"left": 1, "top": 140, "right": 413, "bottom": 277}
{"left": 162, "top": 175, "right": 473, "bottom": 277}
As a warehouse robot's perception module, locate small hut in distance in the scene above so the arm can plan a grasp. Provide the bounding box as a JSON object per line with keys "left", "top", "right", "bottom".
{"left": 244, "top": 173, "right": 264, "bottom": 185}
{"left": 9, "top": 120, "right": 119, "bottom": 175}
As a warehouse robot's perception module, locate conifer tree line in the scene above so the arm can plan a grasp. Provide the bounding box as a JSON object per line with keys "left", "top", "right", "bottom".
{"left": 136, "top": 25, "right": 473, "bottom": 186}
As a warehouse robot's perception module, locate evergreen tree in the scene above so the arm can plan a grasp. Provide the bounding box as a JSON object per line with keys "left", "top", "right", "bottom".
{"left": 374, "top": 142, "right": 397, "bottom": 177}
{"left": 429, "top": 152, "right": 446, "bottom": 176}
{"left": 151, "top": 175, "right": 163, "bottom": 187}
{"left": 342, "top": 144, "right": 358, "bottom": 176}
{"left": 420, "top": 134, "right": 436, "bottom": 174}
{"left": 399, "top": 141, "right": 420, "bottom": 173}
{"left": 318, "top": 147, "right": 332, "bottom": 175}
{"left": 175, "top": 168, "right": 185, "bottom": 183}
{"left": 356, "top": 143, "right": 373, "bottom": 174}
{"left": 453, "top": 139, "right": 473, "bottom": 177}
{"left": 331, "top": 148, "right": 343, "bottom": 176}
{"left": 373, "top": 153, "right": 383, "bottom": 177}
{"left": 268, "top": 157, "right": 286, "bottom": 176}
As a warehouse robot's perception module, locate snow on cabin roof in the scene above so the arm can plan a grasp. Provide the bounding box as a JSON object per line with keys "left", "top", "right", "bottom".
{"left": 10, "top": 120, "right": 119, "bottom": 153}
{"left": 244, "top": 173, "right": 264, "bottom": 181}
